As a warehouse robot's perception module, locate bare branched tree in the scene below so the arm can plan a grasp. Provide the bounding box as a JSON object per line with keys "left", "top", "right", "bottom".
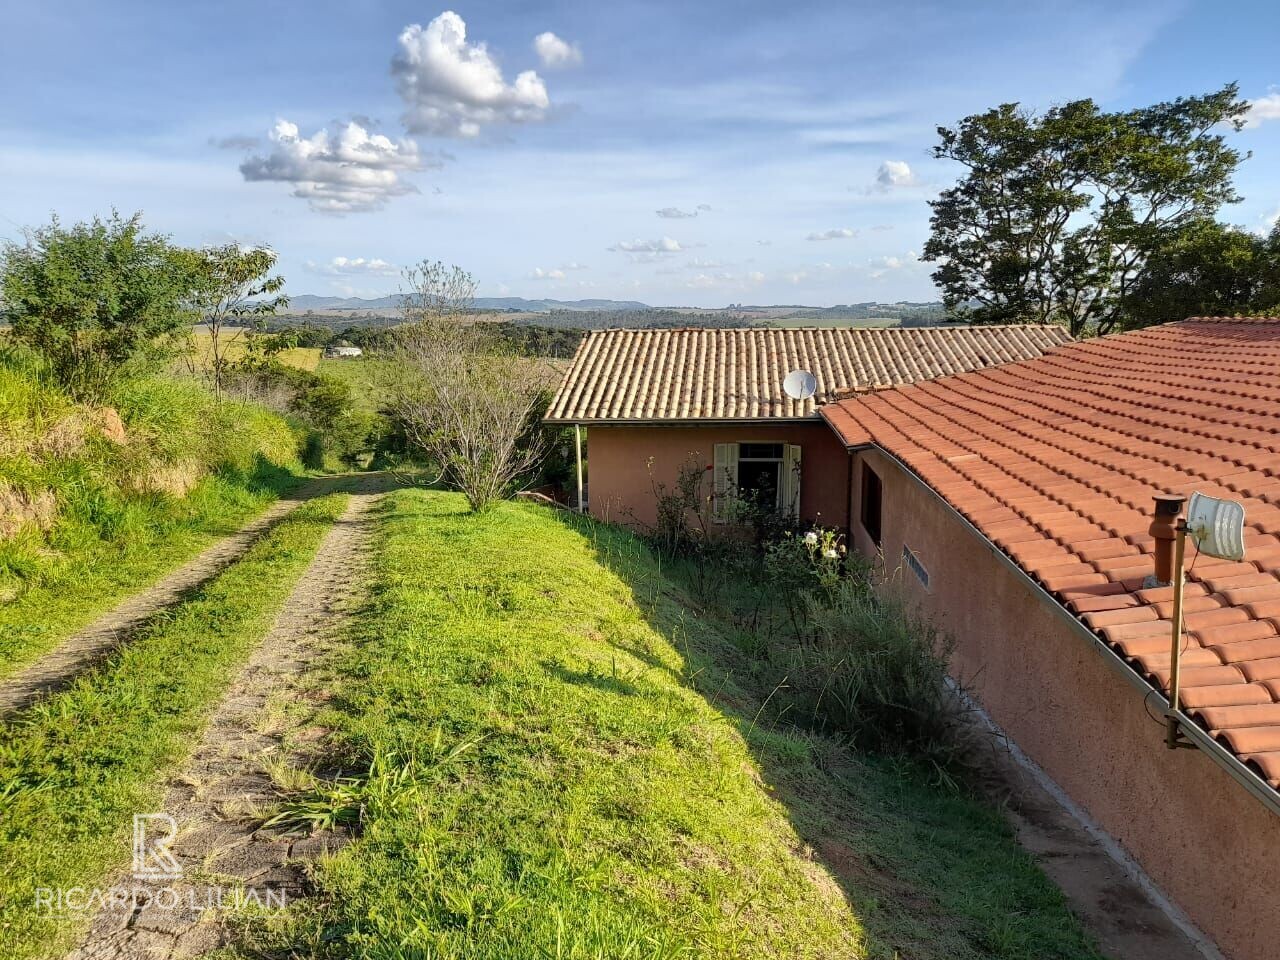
{"left": 387, "top": 260, "right": 547, "bottom": 512}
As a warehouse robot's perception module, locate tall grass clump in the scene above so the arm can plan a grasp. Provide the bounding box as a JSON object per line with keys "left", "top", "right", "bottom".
{"left": 772, "top": 574, "right": 960, "bottom": 759}
{"left": 111, "top": 374, "right": 302, "bottom": 483}
{"left": 645, "top": 509, "right": 964, "bottom": 766}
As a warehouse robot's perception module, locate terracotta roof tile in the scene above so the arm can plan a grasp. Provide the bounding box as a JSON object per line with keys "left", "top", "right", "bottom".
{"left": 1219, "top": 726, "right": 1280, "bottom": 754}
{"left": 545, "top": 325, "right": 1072, "bottom": 422}
{"left": 819, "top": 316, "right": 1280, "bottom": 805}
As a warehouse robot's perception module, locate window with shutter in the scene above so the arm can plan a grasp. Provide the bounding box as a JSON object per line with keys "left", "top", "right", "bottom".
{"left": 711, "top": 442, "right": 802, "bottom": 522}
{"left": 860, "top": 461, "right": 882, "bottom": 545}
{"left": 712, "top": 443, "right": 739, "bottom": 522}
{"left": 782, "top": 444, "right": 801, "bottom": 519}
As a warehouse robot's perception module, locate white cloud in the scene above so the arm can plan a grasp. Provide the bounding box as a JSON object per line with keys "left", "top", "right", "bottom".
{"left": 211, "top": 135, "right": 260, "bottom": 150}
{"left": 807, "top": 227, "right": 857, "bottom": 241}
{"left": 868, "top": 250, "right": 920, "bottom": 278}
{"left": 533, "top": 31, "right": 582, "bottom": 68}
{"left": 685, "top": 257, "right": 723, "bottom": 269}
{"left": 682, "top": 269, "right": 765, "bottom": 291}
{"left": 1242, "top": 92, "right": 1280, "bottom": 129}
{"left": 530, "top": 261, "right": 589, "bottom": 279}
{"left": 239, "top": 119, "right": 427, "bottom": 213}
{"left": 609, "top": 236, "right": 683, "bottom": 253}
{"left": 685, "top": 272, "right": 734, "bottom": 289}
{"left": 307, "top": 256, "right": 399, "bottom": 276}
{"left": 874, "top": 160, "right": 919, "bottom": 189}
{"left": 394, "top": 11, "right": 551, "bottom": 137}
{"left": 656, "top": 203, "right": 711, "bottom": 219}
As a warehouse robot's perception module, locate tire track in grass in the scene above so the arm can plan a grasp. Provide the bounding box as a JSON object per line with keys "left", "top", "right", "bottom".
{"left": 0, "top": 487, "right": 358, "bottom": 960}
{"left": 65, "top": 472, "right": 395, "bottom": 959}
{"left": 0, "top": 473, "right": 381, "bottom": 717}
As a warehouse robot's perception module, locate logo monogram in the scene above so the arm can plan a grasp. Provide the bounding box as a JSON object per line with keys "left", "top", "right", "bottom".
{"left": 131, "top": 813, "right": 181, "bottom": 880}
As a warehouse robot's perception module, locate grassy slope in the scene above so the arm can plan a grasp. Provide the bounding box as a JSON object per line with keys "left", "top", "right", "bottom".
{"left": 0, "top": 474, "right": 294, "bottom": 679}
{"left": 251, "top": 491, "right": 1100, "bottom": 960}
{"left": 316, "top": 357, "right": 389, "bottom": 414}
{"left": 0, "top": 363, "right": 307, "bottom": 677}
{"left": 0, "top": 493, "right": 349, "bottom": 960}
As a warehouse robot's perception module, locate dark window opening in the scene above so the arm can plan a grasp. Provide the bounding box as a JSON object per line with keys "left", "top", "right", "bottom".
{"left": 860, "top": 461, "right": 882, "bottom": 545}
{"left": 739, "top": 442, "right": 784, "bottom": 460}
{"left": 738, "top": 459, "right": 781, "bottom": 509}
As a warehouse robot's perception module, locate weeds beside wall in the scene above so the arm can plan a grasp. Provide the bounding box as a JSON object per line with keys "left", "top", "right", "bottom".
{"left": 638, "top": 467, "right": 963, "bottom": 766}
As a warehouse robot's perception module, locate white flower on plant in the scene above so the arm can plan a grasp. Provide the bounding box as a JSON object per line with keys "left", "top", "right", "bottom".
{"left": 823, "top": 548, "right": 838, "bottom": 559}
{"left": 804, "top": 531, "right": 819, "bottom": 545}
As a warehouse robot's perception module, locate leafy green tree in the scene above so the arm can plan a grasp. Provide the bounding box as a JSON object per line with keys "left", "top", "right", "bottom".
{"left": 0, "top": 211, "right": 199, "bottom": 400}
{"left": 1260, "top": 227, "right": 1280, "bottom": 311}
{"left": 923, "top": 85, "right": 1251, "bottom": 336}
{"left": 1121, "top": 221, "right": 1280, "bottom": 328}
{"left": 186, "top": 244, "right": 287, "bottom": 399}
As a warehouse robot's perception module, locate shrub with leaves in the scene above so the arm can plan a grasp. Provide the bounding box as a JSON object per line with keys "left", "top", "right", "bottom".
{"left": 1, "top": 212, "right": 199, "bottom": 401}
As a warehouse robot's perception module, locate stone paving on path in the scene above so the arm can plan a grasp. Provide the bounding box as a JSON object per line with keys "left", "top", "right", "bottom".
{"left": 66, "top": 473, "right": 395, "bottom": 960}
{"left": 0, "top": 474, "right": 364, "bottom": 717}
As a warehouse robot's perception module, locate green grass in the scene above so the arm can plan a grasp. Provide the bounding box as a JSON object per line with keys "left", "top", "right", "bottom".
{"left": 0, "top": 352, "right": 310, "bottom": 676}
{"left": 0, "top": 492, "right": 348, "bottom": 959}
{"left": 189, "top": 327, "right": 322, "bottom": 372}
{"left": 316, "top": 357, "right": 390, "bottom": 415}
{"left": 0, "top": 472, "right": 298, "bottom": 679}
{"left": 243, "top": 491, "right": 1101, "bottom": 960}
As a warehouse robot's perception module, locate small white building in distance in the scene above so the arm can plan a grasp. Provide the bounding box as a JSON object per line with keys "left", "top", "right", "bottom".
{"left": 323, "top": 345, "right": 363, "bottom": 359}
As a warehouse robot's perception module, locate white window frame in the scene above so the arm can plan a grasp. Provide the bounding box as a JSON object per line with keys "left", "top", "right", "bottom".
{"left": 712, "top": 441, "right": 801, "bottom": 523}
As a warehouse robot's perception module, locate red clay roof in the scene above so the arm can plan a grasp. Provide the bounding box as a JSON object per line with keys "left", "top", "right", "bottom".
{"left": 821, "top": 317, "right": 1280, "bottom": 794}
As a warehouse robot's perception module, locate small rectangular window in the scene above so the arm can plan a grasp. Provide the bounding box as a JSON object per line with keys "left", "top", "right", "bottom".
{"left": 902, "top": 545, "right": 930, "bottom": 589}
{"left": 860, "top": 462, "right": 882, "bottom": 545}
{"left": 738, "top": 442, "right": 784, "bottom": 460}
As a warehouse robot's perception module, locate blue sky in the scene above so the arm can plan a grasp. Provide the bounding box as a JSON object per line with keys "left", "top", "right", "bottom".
{"left": 1, "top": 1, "right": 1278, "bottom": 307}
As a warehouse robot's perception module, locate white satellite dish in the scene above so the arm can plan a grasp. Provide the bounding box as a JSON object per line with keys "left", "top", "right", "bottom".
{"left": 1186, "top": 491, "right": 1246, "bottom": 561}
{"left": 783, "top": 369, "right": 818, "bottom": 401}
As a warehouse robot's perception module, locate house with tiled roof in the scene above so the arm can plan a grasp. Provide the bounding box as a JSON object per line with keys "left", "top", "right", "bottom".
{"left": 821, "top": 316, "right": 1280, "bottom": 960}
{"left": 545, "top": 325, "right": 1071, "bottom": 526}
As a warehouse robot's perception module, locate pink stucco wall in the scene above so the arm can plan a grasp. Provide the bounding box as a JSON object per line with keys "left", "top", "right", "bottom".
{"left": 848, "top": 447, "right": 1280, "bottom": 960}
{"left": 585, "top": 423, "right": 851, "bottom": 531}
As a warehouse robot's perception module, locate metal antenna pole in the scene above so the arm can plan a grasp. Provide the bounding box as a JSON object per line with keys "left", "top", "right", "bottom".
{"left": 1167, "top": 521, "right": 1189, "bottom": 749}
{"left": 574, "top": 424, "right": 585, "bottom": 514}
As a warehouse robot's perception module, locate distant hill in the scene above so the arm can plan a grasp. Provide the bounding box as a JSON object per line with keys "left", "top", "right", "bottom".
{"left": 284, "top": 294, "right": 650, "bottom": 313}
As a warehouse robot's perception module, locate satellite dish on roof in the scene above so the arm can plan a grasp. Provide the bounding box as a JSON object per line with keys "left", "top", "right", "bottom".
{"left": 783, "top": 369, "right": 818, "bottom": 401}
{"left": 1186, "top": 491, "right": 1246, "bottom": 561}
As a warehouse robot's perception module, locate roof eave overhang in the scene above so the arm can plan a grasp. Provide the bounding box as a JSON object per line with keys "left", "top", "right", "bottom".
{"left": 543, "top": 415, "right": 824, "bottom": 426}
{"left": 866, "top": 441, "right": 1280, "bottom": 817}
